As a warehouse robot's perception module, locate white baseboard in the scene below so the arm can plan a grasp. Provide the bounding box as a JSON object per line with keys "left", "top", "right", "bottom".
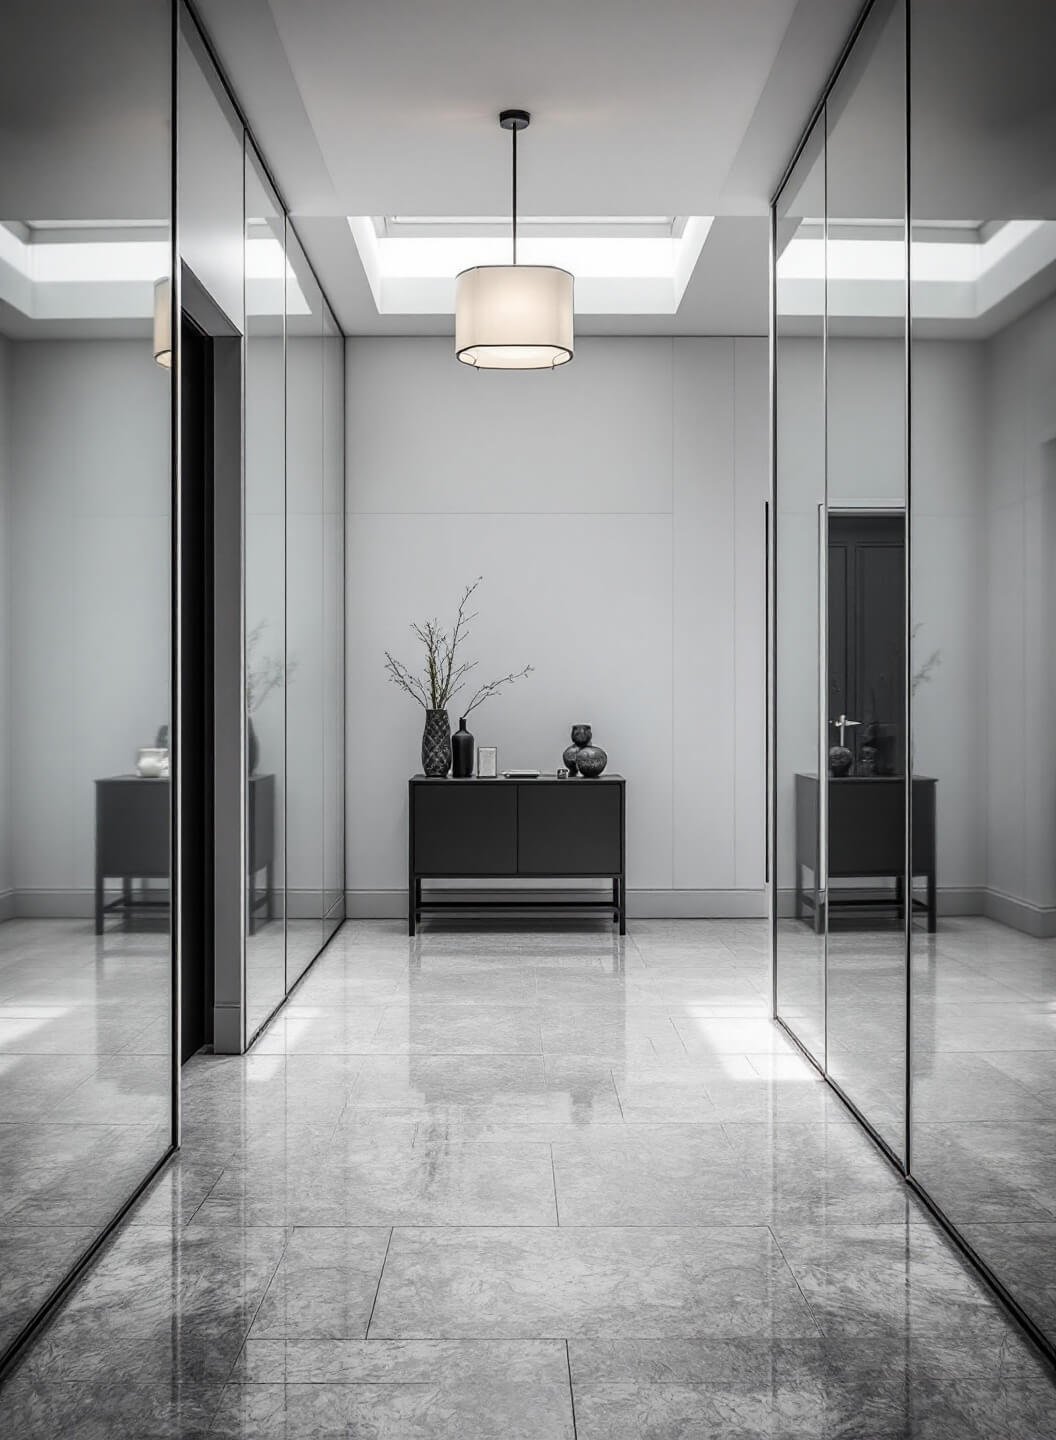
{"left": 345, "top": 888, "right": 767, "bottom": 920}
{"left": 982, "top": 886, "right": 1056, "bottom": 938}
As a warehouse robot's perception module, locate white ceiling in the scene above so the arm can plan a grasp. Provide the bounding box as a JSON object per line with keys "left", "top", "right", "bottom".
{"left": 194, "top": 0, "right": 861, "bottom": 336}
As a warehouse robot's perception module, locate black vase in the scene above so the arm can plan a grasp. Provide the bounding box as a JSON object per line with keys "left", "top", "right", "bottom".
{"left": 451, "top": 716, "right": 475, "bottom": 778}
{"left": 421, "top": 709, "right": 452, "bottom": 776}
{"left": 576, "top": 744, "right": 608, "bottom": 778}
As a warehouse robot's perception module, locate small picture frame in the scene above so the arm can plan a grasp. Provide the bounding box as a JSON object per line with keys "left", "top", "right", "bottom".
{"left": 477, "top": 746, "right": 498, "bottom": 778}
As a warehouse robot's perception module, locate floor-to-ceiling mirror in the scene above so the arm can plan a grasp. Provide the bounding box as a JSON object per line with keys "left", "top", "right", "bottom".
{"left": 245, "top": 143, "right": 287, "bottom": 1037}
{"left": 0, "top": 0, "right": 174, "bottom": 1366}
{"left": 285, "top": 227, "right": 326, "bottom": 990}
{"left": 773, "top": 119, "right": 827, "bottom": 1066}
{"left": 909, "top": 0, "right": 1056, "bottom": 1351}
{"left": 774, "top": 0, "right": 1056, "bottom": 1362}
{"left": 823, "top": 0, "right": 908, "bottom": 1157}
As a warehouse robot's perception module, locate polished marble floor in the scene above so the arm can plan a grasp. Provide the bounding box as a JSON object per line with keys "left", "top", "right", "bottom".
{"left": 1, "top": 917, "right": 1054, "bottom": 1436}
{"left": 0, "top": 918, "right": 170, "bottom": 1357}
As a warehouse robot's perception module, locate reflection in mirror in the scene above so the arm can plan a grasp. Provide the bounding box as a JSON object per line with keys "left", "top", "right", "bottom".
{"left": 823, "top": 0, "right": 907, "bottom": 1157}
{"left": 245, "top": 143, "right": 286, "bottom": 1035}
{"left": 910, "top": 0, "right": 1056, "bottom": 1347}
{"left": 285, "top": 226, "right": 326, "bottom": 989}
{"left": 0, "top": 0, "right": 173, "bottom": 1358}
{"left": 774, "top": 120, "right": 826, "bottom": 1065}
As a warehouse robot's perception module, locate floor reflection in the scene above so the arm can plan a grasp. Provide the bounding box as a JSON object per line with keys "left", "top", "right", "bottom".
{"left": 0, "top": 918, "right": 1051, "bottom": 1436}
{"left": 912, "top": 915, "right": 1056, "bottom": 1341}
{"left": 0, "top": 918, "right": 170, "bottom": 1355}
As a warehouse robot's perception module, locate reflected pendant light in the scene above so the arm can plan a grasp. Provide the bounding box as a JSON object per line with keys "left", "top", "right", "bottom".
{"left": 455, "top": 110, "right": 574, "bottom": 369}
{"left": 153, "top": 275, "right": 171, "bottom": 368}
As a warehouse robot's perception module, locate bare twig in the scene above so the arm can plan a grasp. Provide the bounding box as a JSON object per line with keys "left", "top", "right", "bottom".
{"left": 383, "top": 579, "right": 532, "bottom": 717}
{"left": 463, "top": 664, "right": 535, "bottom": 716}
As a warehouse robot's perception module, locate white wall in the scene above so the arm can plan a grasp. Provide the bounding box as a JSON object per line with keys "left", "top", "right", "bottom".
{"left": 6, "top": 339, "right": 170, "bottom": 911}
{"left": 344, "top": 336, "right": 768, "bottom": 916}
{"left": 983, "top": 290, "right": 1056, "bottom": 919}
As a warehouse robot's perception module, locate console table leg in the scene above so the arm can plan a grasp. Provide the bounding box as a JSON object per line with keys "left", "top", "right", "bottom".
{"left": 95, "top": 871, "right": 104, "bottom": 936}
{"left": 408, "top": 880, "right": 416, "bottom": 937}
{"left": 612, "top": 878, "right": 620, "bottom": 923}
{"left": 618, "top": 876, "right": 626, "bottom": 936}
{"left": 927, "top": 871, "right": 937, "bottom": 932}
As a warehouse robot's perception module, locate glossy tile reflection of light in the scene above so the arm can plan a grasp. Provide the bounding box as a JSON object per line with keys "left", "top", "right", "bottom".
{"left": 0, "top": 917, "right": 1051, "bottom": 1439}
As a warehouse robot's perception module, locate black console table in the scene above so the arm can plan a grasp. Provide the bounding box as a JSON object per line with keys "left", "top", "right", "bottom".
{"left": 795, "top": 773, "right": 936, "bottom": 933}
{"left": 95, "top": 773, "right": 274, "bottom": 933}
{"left": 408, "top": 774, "right": 626, "bottom": 935}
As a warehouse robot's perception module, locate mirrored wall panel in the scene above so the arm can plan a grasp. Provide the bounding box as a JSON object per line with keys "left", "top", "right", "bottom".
{"left": 245, "top": 143, "right": 287, "bottom": 1036}
{"left": 773, "top": 120, "right": 827, "bottom": 1067}
{"left": 775, "top": 0, "right": 1056, "bottom": 1361}
{"left": 824, "top": 0, "right": 907, "bottom": 1157}
{"left": 909, "top": 0, "right": 1056, "bottom": 1349}
{"left": 0, "top": 0, "right": 174, "bottom": 1361}
{"left": 285, "top": 227, "right": 327, "bottom": 991}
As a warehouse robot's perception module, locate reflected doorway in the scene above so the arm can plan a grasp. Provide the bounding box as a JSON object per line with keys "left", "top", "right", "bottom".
{"left": 827, "top": 511, "right": 905, "bottom": 779}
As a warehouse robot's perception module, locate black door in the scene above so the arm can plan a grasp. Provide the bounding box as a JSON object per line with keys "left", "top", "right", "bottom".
{"left": 828, "top": 513, "right": 904, "bottom": 776}
{"left": 179, "top": 313, "right": 215, "bottom": 1061}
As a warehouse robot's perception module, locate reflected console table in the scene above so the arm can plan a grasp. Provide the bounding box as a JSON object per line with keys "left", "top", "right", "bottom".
{"left": 795, "top": 773, "right": 936, "bottom": 933}
{"left": 95, "top": 773, "right": 275, "bottom": 933}
{"left": 408, "top": 774, "right": 626, "bottom": 936}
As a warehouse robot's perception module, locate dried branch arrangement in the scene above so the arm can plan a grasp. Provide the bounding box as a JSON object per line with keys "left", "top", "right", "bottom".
{"left": 384, "top": 578, "right": 533, "bottom": 716}
{"left": 247, "top": 620, "right": 298, "bottom": 714}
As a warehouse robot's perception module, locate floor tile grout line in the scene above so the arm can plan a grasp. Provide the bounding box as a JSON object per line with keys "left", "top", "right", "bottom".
{"left": 364, "top": 1226, "right": 395, "bottom": 1340}
{"left": 550, "top": 1143, "right": 561, "bottom": 1226}
{"left": 223, "top": 1225, "right": 294, "bottom": 1387}
{"left": 609, "top": 1067, "right": 626, "bottom": 1121}
{"left": 565, "top": 1338, "right": 580, "bottom": 1439}
{"left": 767, "top": 1222, "right": 824, "bottom": 1338}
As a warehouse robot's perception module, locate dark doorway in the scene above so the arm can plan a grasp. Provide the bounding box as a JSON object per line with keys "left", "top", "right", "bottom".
{"left": 179, "top": 312, "right": 215, "bottom": 1062}
{"left": 828, "top": 511, "right": 905, "bottom": 777}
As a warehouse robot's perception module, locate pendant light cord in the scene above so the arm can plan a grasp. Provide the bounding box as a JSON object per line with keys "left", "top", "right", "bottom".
{"left": 511, "top": 122, "right": 518, "bottom": 265}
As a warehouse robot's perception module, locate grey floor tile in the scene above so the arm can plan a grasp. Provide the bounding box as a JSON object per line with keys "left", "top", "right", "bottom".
{"left": 248, "top": 1226, "right": 391, "bottom": 1339}
{"left": 370, "top": 1225, "right": 821, "bottom": 1338}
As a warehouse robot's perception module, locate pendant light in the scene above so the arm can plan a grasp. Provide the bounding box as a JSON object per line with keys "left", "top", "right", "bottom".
{"left": 455, "top": 110, "right": 574, "bottom": 370}
{"left": 153, "top": 275, "right": 171, "bottom": 368}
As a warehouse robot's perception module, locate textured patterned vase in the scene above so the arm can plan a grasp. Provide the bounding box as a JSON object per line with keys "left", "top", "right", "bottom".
{"left": 576, "top": 744, "right": 608, "bottom": 778}
{"left": 421, "top": 709, "right": 452, "bottom": 776}
{"left": 562, "top": 743, "right": 581, "bottom": 775}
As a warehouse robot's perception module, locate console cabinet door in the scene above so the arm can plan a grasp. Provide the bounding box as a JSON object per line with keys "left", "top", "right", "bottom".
{"left": 413, "top": 785, "right": 517, "bottom": 874}
{"left": 518, "top": 784, "right": 622, "bottom": 875}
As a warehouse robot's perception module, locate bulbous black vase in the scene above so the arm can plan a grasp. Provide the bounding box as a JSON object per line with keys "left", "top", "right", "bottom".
{"left": 576, "top": 744, "right": 608, "bottom": 778}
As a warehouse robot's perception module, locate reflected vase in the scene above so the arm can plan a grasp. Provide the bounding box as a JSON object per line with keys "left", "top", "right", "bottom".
{"left": 421, "top": 709, "right": 452, "bottom": 776}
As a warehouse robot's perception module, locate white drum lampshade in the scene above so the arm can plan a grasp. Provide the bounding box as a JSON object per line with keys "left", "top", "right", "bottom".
{"left": 153, "top": 275, "right": 171, "bottom": 368}
{"left": 455, "top": 264, "right": 574, "bottom": 369}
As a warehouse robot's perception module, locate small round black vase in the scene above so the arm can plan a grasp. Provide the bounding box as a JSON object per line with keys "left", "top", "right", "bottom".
{"left": 576, "top": 744, "right": 608, "bottom": 778}
{"left": 571, "top": 724, "right": 592, "bottom": 747}
{"left": 451, "top": 716, "right": 475, "bottom": 778}
{"left": 562, "top": 743, "right": 581, "bottom": 775}
{"left": 421, "top": 709, "right": 452, "bottom": 776}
